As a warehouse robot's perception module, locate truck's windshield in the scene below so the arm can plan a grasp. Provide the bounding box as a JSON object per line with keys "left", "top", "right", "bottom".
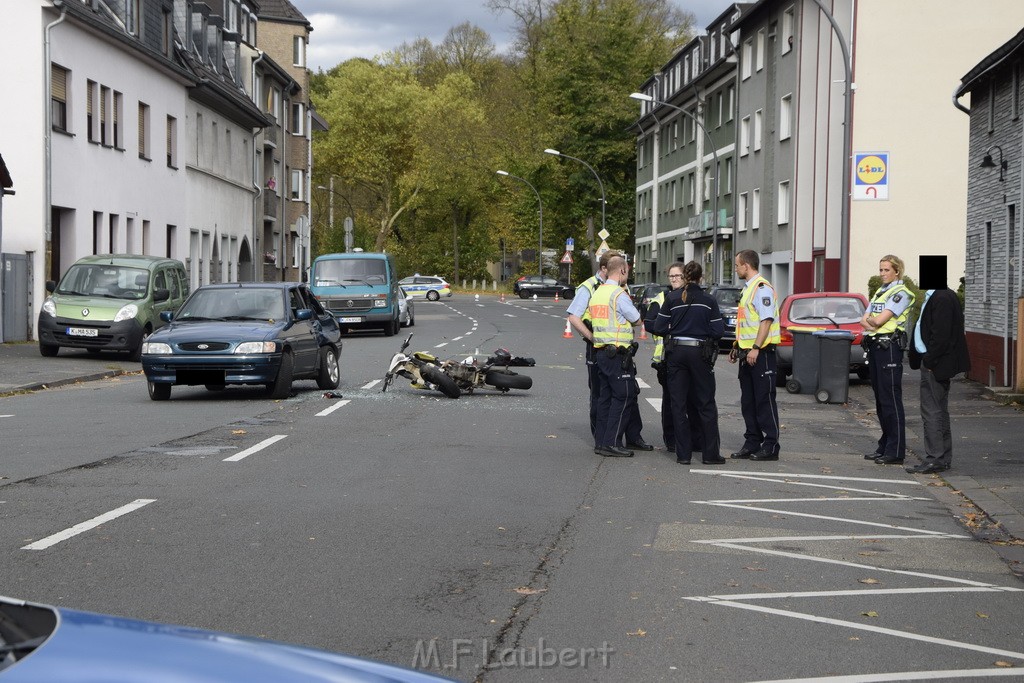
{"left": 313, "top": 259, "right": 387, "bottom": 286}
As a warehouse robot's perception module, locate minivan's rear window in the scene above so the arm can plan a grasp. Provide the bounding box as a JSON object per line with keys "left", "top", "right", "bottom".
{"left": 57, "top": 265, "right": 150, "bottom": 300}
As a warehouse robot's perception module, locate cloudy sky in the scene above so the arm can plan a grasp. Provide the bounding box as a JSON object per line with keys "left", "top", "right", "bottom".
{"left": 290, "top": 0, "right": 726, "bottom": 72}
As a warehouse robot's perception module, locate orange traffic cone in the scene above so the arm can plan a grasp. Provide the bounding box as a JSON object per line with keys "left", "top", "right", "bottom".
{"left": 554, "top": 291, "right": 560, "bottom": 302}
{"left": 562, "top": 319, "right": 574, "bottom": 339}
{"left": 638, "top": 324, "right": 648, "bottom": 340}
{"left": 500, "top": 292, "right": 505, "bottom": 303}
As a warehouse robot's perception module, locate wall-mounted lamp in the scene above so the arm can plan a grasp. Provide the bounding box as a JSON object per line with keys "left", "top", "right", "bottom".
{"left": 981, "top": 144, "right": 1008, "bottom": 182}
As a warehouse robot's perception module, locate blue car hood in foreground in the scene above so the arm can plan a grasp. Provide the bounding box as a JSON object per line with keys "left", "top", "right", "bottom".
{"left": 4, "top": 606, "right": 453, "bottom": 683}
{"left": 150, "top": 320, "right": 283, "bottom": 344}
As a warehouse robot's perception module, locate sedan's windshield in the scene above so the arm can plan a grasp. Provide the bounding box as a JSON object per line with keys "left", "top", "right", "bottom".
{"left": 56, "top": 265, "right": 150, "bottom": 300}
{"left": 178, "top": 288, "right": 286, "bottom": 321}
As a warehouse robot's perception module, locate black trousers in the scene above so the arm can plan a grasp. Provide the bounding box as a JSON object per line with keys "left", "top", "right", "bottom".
{"left": 737, "top": 347, "right": 780, "bottom": 455}
{"left": 594, "top": 347, "right": 635, "bottom": 448}
{"left": 868, "top": 342, "right": 907, "bottom": 457}
{"left": 586, "top": 344, "right": 599, "bottom": 438}
{"left": 666, "top": 345, "right": 720, "bottom": 462}
{"left": 919, "top": 368, "right": 952, "bottom": 466}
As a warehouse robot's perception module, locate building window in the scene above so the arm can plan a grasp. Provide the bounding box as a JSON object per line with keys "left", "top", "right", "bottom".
{"left": 51, "top": 64, "right": 68, "bottom": 132}
{"left": 99, "top": 86, "right": 111, "bottom": 145}
{"left": 725, "top": 158, "right": 733, "bottom": 194}
{"left": 756, "top": 29, "right": 766, "bottom": 72}
{"left": 290, "top": 169, "right": 304, "bottom": 201}
{"left": 166, "top": 115, "right": 177, "bottom": 168}
{"left": 738, "top": 192, "right": 748, "bottom": 232}
{"left": 984, "top": 221, "right": 992, "bottom": 301}
{"left": 670, "top": 179, "right": 677, "bottom": 209}
{"left": 638, "top": 139, "right": 645, "bottom": 167}
{"left": 113, "top": 91, "right": 123, "bottom": 149}
{"left": 87, "top": 80, "right": 97, "bottom": 142}
{"left": 267, "top": 86, "right": 281, "bottom": 121}
{"left": 782, "top": 7, "right": 795, "bottom": 55}
{"left": 671, "top": 119, "right": 678, "bottom": 149}
{"left": 780, "top": 94, "right": 792, "bottom": 140}
{"left": 740, "top": 116, "right": 751, "bottom": 156}
{"left": 778, "top": 181, "right": 790, "bottom": 224}
{"left": 291, "top": 102, "right": 305, "bottom": 135}
{"left": 754, "top": 109, "right": 763, "bottom": 151}
{"left": 726, "top": 85, "right": 734, "bottom": 122}
{"left": 293, "top": 35, "right": 305, "bottom": 67}
{"left": 988, "top": 82, "right": 996, "bottom": 133}
{"left": 688, "top": 172, "right": 696, "bottom": 205}
{"left": 138, "top": 101, "right": 150, "bottom": 159}
{"left": 717, "top": 91, "right": 724, "bottom": 127}
{"left": 689, "top": 109, "right": 697, "bottom": 142}
{"left": 162, "top": 7, "right": 173, "bottom": 57}
{"left": 742, "top": 39, "right": 753, "bottom": 80}
{"left": 126, "top": 0, "right": 140, "bottom": 35}
{"left": 752, "top": 188, "right": 761, "bottom": 230}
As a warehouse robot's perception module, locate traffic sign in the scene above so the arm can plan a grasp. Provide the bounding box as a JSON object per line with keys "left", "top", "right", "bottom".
{"left": 566, "top": 237, "right": 575, "bottom": 250}
{"left": 598, "top": 229, "right": 610, "bottom": 241}
{"left": 560, "top": 251, "right": 573, "bottom": 264}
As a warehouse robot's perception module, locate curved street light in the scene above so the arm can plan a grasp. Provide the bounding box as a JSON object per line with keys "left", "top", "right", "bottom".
{"left": 496, "top": 170, "right": 543, "bottom": 278}
{"left": 545, "top": 148, "right": 605, "bottom": 271}
{"left": 630, "top": 92, "right": 721, "bottom": 284}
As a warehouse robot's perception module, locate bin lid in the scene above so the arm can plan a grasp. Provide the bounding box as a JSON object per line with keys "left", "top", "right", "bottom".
{"left": 812, "top": 329, "right": 855, "bottom": 340}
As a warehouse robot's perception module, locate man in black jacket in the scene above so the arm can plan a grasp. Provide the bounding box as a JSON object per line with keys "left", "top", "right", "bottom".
{"left": 906, "top": 255, "right": 970, "bottom": 474}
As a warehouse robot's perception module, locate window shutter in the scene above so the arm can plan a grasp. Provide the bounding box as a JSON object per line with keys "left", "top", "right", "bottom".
{"left": 138, "top": 104, "right": 145, "bottom": 153}
{"left": 51, "top": 65, "right": 67, "bottom": 102}
{"left": 87, "top": 81, "right": 94, "bottom": 115}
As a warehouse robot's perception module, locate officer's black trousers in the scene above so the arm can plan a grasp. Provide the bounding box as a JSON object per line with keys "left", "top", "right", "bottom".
{"left": 666, "top": 346, "right": 720, "bottom": 462}
{"left": 594, "top": 348, "right": 635, "bottom": 449}
{"left": 737, "top": 347, "right": 780, "bottom": 455}
{"left": 657, "top": 362, "right": 704, "bottom": 452}
{"left": 868, "top": 342, "right": 906, "bottom": 457}
{"left": 585, "top": 343, "right": 599, "bottom": 438}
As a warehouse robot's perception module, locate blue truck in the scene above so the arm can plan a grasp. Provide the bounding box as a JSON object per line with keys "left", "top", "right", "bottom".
{"left": 309, "top": 251, "right": 400, "bottom": 336}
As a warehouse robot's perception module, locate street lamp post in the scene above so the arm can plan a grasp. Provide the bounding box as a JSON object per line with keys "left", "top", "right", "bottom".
{"left": 317, "top": 176, "right": 355, "bottom": 252}
{"left": 544, "top": 148, "right": 605, "bottom": 272}
{"left": 630, "top": 92, "right": 721, "bottom": 284}
{"left": 496, "top": 170, "right": 543, "bottom": 278}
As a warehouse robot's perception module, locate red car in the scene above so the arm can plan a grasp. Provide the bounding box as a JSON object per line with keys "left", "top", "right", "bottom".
{"left": 776, "top": 291, "right": 870, "bottom": 386}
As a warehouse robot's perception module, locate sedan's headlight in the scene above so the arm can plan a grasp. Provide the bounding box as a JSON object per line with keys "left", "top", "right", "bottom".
{"left": 234, "top": 341, "right": 278, "bottom": 354}
{"left": 142, "top": 342, "right": 172, "bottom": 355}
{"left": 114, "top": 303, "right": 139, "bottom": 322}
{"left": 42, "top": 298, "right": 57, "bottom": 318}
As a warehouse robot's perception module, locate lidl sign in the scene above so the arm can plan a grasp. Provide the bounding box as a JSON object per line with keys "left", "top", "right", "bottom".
{"left": 853, "top": 152, "right": 889, "bottom": 200}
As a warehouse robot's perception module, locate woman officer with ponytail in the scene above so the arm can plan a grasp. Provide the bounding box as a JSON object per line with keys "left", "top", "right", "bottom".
{"left": 651, "top": 261, "right": 725, "bottom": 465}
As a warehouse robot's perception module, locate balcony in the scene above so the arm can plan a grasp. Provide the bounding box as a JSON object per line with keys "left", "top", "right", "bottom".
{"left": 263, "top": 192, "right": 278, "bottom": 221}
{"left": 263, "top": 123, "right": 280, "bottom": 150}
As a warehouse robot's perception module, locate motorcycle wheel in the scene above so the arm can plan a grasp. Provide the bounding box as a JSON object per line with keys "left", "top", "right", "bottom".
{"left": 484, "top": 369, "right": 532, "bottom": 391}
{"left": 422, "top": 365, "right": 461, "bottom": 399}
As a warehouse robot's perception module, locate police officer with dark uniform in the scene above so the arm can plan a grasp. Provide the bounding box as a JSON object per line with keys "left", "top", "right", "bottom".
{"left": 651, "top": 261, "right": 725, "bottom": 465}
{"left": 729, "top": 249, "right": 782, "bottom": 462}
{"left": 584, "top": 255, "right": 641, "bottom": 457}
{"left": 861, "top": 254, "right": 915, "bottom": 465}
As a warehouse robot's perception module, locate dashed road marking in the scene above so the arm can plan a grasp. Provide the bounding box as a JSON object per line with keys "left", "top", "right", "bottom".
{"left": 22, "top": 498, "right": 156, "bottom": 550}
{"left": 223, "top": 434, "right": 288, "bottom": 462}
{"left": 315, "top": 399, "right": 351, "bottom": 417}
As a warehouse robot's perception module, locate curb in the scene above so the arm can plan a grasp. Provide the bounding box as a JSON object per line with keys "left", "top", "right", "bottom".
{"left": 0, "top": 369, "right": 134, "bottom": 397}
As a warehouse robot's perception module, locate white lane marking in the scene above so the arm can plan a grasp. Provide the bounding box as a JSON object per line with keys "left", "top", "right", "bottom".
{"left": 434, "top": 342, "right": 448, "bottom": 348}
{"left": 362, "top": 379, "right": 381, "bottom": 389}
{"left": 690, "top": 534, "right": 950, "bottom": 544}
{"left": 452, "top": 336, "right": 464, "bottom": 341}
{"left": 692, "top": 470, "right": 923, "bottom": 485}
{"left": 504, "top": 314, "right": 517, "bottom": 317}
{"left": 0, "top": 415, "right": 13, "bottom": 418}
{"left": 760, "top": 669, "right": 1024, "bottom": 682}
{"left": 697, "top": 475, "right": 926, "bottom": 499}
{"left": 703, "top": 496, "right": 931, "bottom": 503}
{"left": 22, "top": 499, "right": 156, "bottom": 550}
{"left": 636, "top": 377, "right": 651, "bottom": 389}
{"left": 694, "top": 502, "right": 957, "bottom": 537}
{"left": 223, "top": 434, "right": 288, "bottom": 462}
{"left": 645, "top": 397, "right": 662, "bottom": 411}
{"left": 683, "top": 598, "right": 1024, "bottom": 660}
{"left": 703, "top": 586, "right": 1024, "bottom": 601}
{"left": 315, "top": 399, "right": 351, "bottom": 417}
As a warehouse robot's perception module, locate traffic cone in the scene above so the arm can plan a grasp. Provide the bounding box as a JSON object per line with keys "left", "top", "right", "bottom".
{"left": 500, "top": 292, "right": 505, "bottom": 303}
{"left": 562, "top": 319, "right": 574, "bottom": 339}
{"left": 554, "top": 291, "right": 560, "bottom": 302}
{"left": 638, "top": 324, "right": 648, "bottom": 340}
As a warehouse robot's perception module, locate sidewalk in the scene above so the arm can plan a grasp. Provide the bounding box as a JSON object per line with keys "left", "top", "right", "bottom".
{"left": 2, "top": 339, "right": 1022, "bottom": 574}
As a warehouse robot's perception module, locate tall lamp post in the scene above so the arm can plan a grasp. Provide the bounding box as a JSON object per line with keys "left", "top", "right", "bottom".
{"left": 544, "top": 148, "right": 605, "bottom": 272}
{"left": 316, "top": 175, "right": 355, "bottom": 252}
{"left": 496, "top": 170, "right": 543, "bottom": 277}
{"left": 630, "top": 92, "right": 721, "bottom": 284}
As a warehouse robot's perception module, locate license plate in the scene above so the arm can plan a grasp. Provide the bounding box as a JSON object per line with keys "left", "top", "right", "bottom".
{"left": 338, "top": 317, "right": 361, "bottom": 324}
{"left": 727, "top": 317, "right": 736, "bottom": 326}
{"left": 67, "top": 327, "right": 98, "bottom": 337}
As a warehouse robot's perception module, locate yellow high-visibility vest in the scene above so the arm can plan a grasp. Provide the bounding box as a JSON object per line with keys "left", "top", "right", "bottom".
{"left": 589, "top": 283, "right": 633, "bottom": 348}
{"left": 579, "top": 275, "right": 600, "bottom": 324}
{"left": 868, "top": 281, "right": 914, "bottom": 336}
{"left": 736, "top": 275, "right": 781, "bottom": 348}
{"left": 651, "top": 291, "right": 666, "bottom": 362}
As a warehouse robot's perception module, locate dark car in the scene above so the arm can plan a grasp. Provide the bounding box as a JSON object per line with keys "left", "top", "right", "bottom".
{"left": 141, "top": 282, "right": 342, "bottom": 400}
{"left": 0, "top": 594, "right": 455, "bottom": 682}
{"left": 707, "top": 285, "right": 743, "bottom": 349}
{"left": 777, "top": 291, "right": 870, "bottom": 385}
{"left": 513, "top": 275, "right": 574, "bottom": 299}
{"left": 631, "top": 283, "right": 670, "bottom": 319}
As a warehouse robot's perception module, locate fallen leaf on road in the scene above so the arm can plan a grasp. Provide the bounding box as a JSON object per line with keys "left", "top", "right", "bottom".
{"left": 744, "top": 566, "right": 767, "bottom": 572}
{"left": 861, "top": 611, "right": 879, "bottom": 618}
{"left": 858, "top": 551, "right": 878, "bottom": 556}
{"left": 858, "top": 579, "right": 880, "bottom": 585}
{"left": 231, "top": 429, "right": 246, "bottom": 435}
{"left": 514, "top": 587, "right": 546, "bottom": 595}
{"left": 977, "top": 612, "right": 989, "bottom": 619}
{"left": 995, "top": 661, "right": 1014, "bottom": 668}
{"left": 627, "top": 629, "right": 647, "bottom": 637}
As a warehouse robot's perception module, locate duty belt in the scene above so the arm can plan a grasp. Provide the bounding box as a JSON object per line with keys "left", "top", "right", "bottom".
{"left": 669, "top": 338, "right": 704, "bottom": 347}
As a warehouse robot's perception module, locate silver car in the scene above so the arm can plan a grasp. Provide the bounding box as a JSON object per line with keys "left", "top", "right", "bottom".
{"left": 398, "top": 286, "right": 415, "bottom": 327}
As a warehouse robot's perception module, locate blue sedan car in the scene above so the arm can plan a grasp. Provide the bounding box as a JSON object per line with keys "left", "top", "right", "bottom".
{"left": 0, "top": 595, "right": 455, "bottom": 682}
{"left": 141, "top": 283, "right": 342, "bottom": 400}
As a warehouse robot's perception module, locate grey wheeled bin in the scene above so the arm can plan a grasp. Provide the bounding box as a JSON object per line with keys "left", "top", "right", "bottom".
{"left": 813, "top": 329, "right": 855, "bottom": 404}
{"left": 785, "top": 330, "right": 818, "bottom": 394}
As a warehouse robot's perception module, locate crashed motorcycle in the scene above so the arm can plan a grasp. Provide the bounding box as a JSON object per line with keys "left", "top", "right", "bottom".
{"left": 382, "top": 333, "right": 462, "bottom": 398}
{"left": 438, "top": 348, "right": 534, "bottom": 395}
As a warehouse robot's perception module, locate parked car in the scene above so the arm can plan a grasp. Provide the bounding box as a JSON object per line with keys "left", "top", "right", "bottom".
{"left": 398, "top": 286, "right": 415, "bottom": 327}
{"left": 512, "top": 275, "right": 574, "bottom": 299}
{"left": 777, "top": 291, "right": 870, "bottom": 385}
{"left": 141, "top": 282, "right": 342, "bottom": 400}
{"left": 707, "top": 284, "right": 743, "bottom": 349}
{"left": 37, "top": 254, "right": 189, "bottom": 361}
{"left": 398, "top": 276, "right": 451, "bottom": 301}
{"left": 631, "top": 282, "right": 670, "bottom": 319}
{"left": 0, "top": 594, "right": 454, "bottom": 682}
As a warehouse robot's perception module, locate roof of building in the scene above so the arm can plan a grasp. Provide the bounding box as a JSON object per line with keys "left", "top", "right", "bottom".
{"left": 0, "top": 153, "right": 12, "bottom": 190}
{"left": 256, "top": 0, "right": 312, "bottom": 29}
{"left": 956, "top": 26, "right": 1024, "bottom": 99}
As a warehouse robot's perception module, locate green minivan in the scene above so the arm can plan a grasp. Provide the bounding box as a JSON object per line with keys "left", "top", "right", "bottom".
{"left": 38, "top": 254, "right": 189, "bottom": 360}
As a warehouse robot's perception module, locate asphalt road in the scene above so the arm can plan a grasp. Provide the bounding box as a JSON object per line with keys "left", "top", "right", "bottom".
{"left": 2, "top": 295, "right": 1022, "bottom": 682}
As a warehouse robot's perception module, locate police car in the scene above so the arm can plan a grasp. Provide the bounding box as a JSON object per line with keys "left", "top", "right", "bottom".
{"left": 398, "top": 275, "right": 452, "bottom": 301}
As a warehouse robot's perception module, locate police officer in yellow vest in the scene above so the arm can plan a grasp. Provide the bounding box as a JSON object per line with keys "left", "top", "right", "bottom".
{"left": 861, "top": 254, "right": 915, "bottom": 465}
{"left": 585, "top": 255, "right": 641, "bottom": 457}
{"left": 729, "top": 249, "right": 782, "bottom": 461}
